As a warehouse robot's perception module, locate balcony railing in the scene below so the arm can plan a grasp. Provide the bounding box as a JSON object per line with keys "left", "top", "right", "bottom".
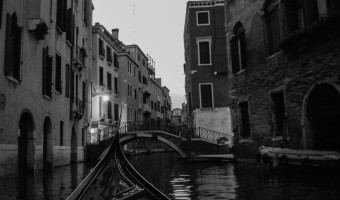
{"left": 73, "top": 46, "right": 87, "bottom": 71}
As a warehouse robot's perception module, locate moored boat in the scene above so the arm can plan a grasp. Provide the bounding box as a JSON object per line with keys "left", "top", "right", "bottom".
{"left": 257, "top": 146, "right": 340, "bottom": 169}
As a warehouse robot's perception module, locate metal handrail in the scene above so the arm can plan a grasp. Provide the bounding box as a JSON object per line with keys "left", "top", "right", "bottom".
{"left": 195, "top": 127, "right": 233, "bottom": 145}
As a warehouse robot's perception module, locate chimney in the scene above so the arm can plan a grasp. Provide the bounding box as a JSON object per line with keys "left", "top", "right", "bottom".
{"left": 112, "top": 28, "right": 119, "bottom": 39}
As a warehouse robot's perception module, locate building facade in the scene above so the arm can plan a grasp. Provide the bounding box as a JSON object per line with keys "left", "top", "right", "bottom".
{"left": 225, "top": 0, "right": 340, "bottom": 156}
{"left": 0, "top": 0, "right": 93, "bottom": 175}
{"left": 184, "top": 0, "right": 232, "bottom": 135}
{"left": 91, "top": 23, "right": 120, "bottom": 142}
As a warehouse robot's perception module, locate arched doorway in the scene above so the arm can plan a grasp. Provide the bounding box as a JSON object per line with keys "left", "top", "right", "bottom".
{"left": 18, "top": 111, "right": 35, "bottom": 173}
{"left": 71, "top": 126, "right": 78, "bottom": 163}
{"left": 43, "top": 117, "right": 53, "bottom": 170}
{"left": 305, "top": 83, "right": 340, "bottom": 151}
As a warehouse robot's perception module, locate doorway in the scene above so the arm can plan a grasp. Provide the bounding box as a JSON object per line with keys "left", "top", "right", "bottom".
{"left": 18, "top": 111, "right": 35, "bottom": 173}
{"left": 43, "top": 117, "right": 53, "bottom": 170}
{"left": 306, "top": 83, "right": 340, "bottom": 151}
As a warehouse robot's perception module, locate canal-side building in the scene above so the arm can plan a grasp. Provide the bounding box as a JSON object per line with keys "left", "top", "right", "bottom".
{"left": 183, "top": 0, "right": 232, "bottom": 136}
{"left": 91, "top": 23, "right": 120, "bottom": 142}
{"left": 225, "top": 0, "right": 340, "bottom": 156}
{"left": 0, "top": 0, "right": 93, "bottom": 175}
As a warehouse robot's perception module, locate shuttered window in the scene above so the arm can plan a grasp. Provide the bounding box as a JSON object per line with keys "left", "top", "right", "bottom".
{"left": 114, "top": 103, "right": 119, "bottom": 121}
{"left": 200, "top": 84, "right": 213, "bottom": 108}
{"left": 4, "top": 13, "right": 22, "bottom": 82}
{"left": 114, "top": 77, "right": 118, "bottom": 94}
{"left": 99, "top": 67, "right": 103, "bottom": 86}
{"left": 55, "top": 54, "right": 62, "bottom": 93}
{"left": 107, "top": 72, "right": 112, "bottom": 91}
{"left": 42, "top": 47, "right": 53, "bottom": 98}
{"left": 113, "top": 52, "right": 119, "bottom": 68}
{"left": 65, "top": 64, "right": 70, "bottom": 98}
{"left": 56, "top": 0, "right": 67, "bottom": 32}
{"left": 66, "top": 8, "right": 75, "bottom": 44}
{"left": 107, "top": 101, "right": 112, "bottom": 119}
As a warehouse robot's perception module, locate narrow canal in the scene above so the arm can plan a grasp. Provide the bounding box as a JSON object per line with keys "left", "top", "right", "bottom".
{"left": 1, "top": 152, "right": 340, "bottom": 199}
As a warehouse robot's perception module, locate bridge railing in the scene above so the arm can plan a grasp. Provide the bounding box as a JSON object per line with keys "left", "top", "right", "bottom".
{"left": 93, "top": 121, "right": 182, "bottom": 143}
{"left": 195, "top": 127, "right": 233, "bottom": 146}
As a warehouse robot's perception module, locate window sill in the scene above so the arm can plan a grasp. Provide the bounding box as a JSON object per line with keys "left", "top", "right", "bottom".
{"left": 266, "top": 51, "right": 282, "bottom": 60}
{"left": 43, "top": 94, "right": 52, "bottom": 100}
{"left": 198, "top": 63, "right": 212, "bottom": 66}
{"left": 239, "top": 138, "right": 253, "bottom": 143}
{"left": 6, "top": 76, "right": 20, "bottom": 84}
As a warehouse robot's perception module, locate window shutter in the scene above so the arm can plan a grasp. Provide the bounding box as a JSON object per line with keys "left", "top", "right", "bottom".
{"left": 42, "top": 47, "right": 47, "bottom": 95}
{"left": 47, "top": 55, "right": 53, "bottom": 97}
{"left": 239, "top": 31, "right": 247, "bottom": 69}
{"left": 230, "top": 36, "right": 239, "bottom": 73}
{"left": 4, "top": 13, "right": 12, "bottom": 76}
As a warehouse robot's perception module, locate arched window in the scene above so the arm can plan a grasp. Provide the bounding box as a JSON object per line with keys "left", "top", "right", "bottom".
{"left": 230, "top": 22, "right": 246, "bottom": 73}
{"left": 264, "top": 0, "right": 281, "bottom": 54}
{"left": 4, "top": 12, "right": 22, "bottom": 82}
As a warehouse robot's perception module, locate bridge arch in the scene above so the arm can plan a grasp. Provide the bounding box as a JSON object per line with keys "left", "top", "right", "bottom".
{"left": 119, "top": 133, "right": 187, "bottom": 158}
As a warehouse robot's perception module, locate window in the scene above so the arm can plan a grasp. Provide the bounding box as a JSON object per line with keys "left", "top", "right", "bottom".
{"left": 128, "top": 61, "right": 132, "bottom": 75}
{"left": 56, "top": 0, "right": 67, "bottom": 32}
{"left": 113, "top": 52, "right": 119, "bottom": 68}
{"left": 271, "top": 91, "right": 286, "bottom": 137}
{"left": 239, "top": 102, "right": 250, "bottom": 139}
{"left": 134, "top": 66, "right": 136, "bottom": 78}
{"left": 134, "top": 88, "right": 137, "bottom": 99}
{"left": 106, "top": 46, "right": 112, "bottom": 64}
{"left": 138, "top": 53, "right": 141, "bottom": 61}
{"left": 66, "top": 8, "right": 74, "bottom": 44}
{"left": 55, "top": 54, "right": 62, "bottom": 93}
{"left": 107, "top": 101, "right": 112, "bottom": 119}
{"left": 82, "top": 81, "right": 86, "bottom": 102}
{"left": 231, "top": 22, "right": 246, "bottom": 73}
{"left": 197, "top": 38, "right": 211, "bottom": 65}
{"left": 138, "top": 71, "right": 141, "bottom": 83}
{"left": 264, "top": 0, "right": 281, "bottom": 54}
{"left": 65, "top": 64, "right": 70, "bottom": 98}
{"left": 114, "top": 103, "right": 119, "bottom": 121}
{"left": 4, "top": 13, "right": 22, "bottom": 82}
{"left": 151, "top": 101, "right": 154, "bottom": 110}
{"left": 98, "top": 38, "right": 105, "bottom": 57}
{"left": 60, "top": 121, "right": 64, "bottom": 146}
{"left": 107, "top": 72, "right": 112, "bottom": 91}
{"left": 42, "top": 47, "right": 53, "bottom": 97}
{"left": 199, "top": 83, "right": 214, "bottom": 108}
{"left": 197, "top": 11, "right": 210, "bottom": 25}
{"left": 99, "top": 67, "right": 104, "bottom": 86}
{"left": 114, "top": 77, "right": 118, "bottom": 94}
{"left": 128, "top": 84, "right": 133, "bottom": 97}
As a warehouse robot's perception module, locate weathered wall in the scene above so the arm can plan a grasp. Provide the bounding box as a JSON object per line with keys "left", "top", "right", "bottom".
{"left": 225, "top": 0, "right": 340, "bottom": 157}
{"left": 193, "top": 107, "right": 232, "bottom": 135}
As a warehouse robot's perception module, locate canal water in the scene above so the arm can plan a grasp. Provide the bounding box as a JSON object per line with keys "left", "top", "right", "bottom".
{"left": 1, "top": 152, "right": 340, "bottom": 199}
{"left": 129, "top": 153, "right": 340, "bottom": 200}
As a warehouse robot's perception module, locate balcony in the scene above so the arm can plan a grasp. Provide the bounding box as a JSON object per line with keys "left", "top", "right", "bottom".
{"left": 72, "top": 99, "right": 84, "bottom": 120}
{"left": 143, "top": 104, "right": 151, "bottom": 114}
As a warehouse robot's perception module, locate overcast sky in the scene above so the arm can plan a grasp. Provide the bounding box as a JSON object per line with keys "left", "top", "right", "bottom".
{"left": 92, "top": 0, "right": 187, "bottom": 109}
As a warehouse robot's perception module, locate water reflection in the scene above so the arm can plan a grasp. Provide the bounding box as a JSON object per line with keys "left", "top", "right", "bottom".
{"left": 130, "top": 153, "right": 340, "bottom": 200}
{"left": 170, "top": 175, "right": 192, "bottom": 200}
{"left": 0, "top": 163, "right": 93, "bottom": 200}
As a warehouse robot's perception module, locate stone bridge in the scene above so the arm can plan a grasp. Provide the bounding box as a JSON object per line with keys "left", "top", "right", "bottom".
{"left": 86, "top": 124, "right": 232, "bottom": 162}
